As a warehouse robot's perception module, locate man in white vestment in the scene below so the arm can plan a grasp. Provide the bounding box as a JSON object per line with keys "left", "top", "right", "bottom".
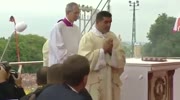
{"left": 48, "top": 2, "right": 81, "bottom": 66}
{"left": 78, "top": 11, "right": 125, "bottom": 100}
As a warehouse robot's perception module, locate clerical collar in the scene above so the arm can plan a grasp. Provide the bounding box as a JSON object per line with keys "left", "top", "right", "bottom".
{"left": 57, "top": 18, "right": 73, "bottom": 27}
{"left": 91, "top": 26, "right": 107, "bottom": 38}
{"left": 67, "top": 84, "right": 79, "bottom": 93}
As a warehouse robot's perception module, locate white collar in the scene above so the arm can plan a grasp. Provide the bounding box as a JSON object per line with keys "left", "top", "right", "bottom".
{"left": 67, "top": 84, "right": 79, "bottom": 93}
{"left": 91, "top": 26, "right": 107, "bottom": 38}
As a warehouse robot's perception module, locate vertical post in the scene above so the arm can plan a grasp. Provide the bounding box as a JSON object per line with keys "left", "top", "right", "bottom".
{"left": 90, "top": 9, "right": 93, "bottom": 27}
{"left": 79, "top": 12, "right": 81, "bottom": 33}
{"left": 131, "top": 2, "right": 136, "bottom": 57}
{"left": 84, "top": 11, "right": 86, "bottom": 33}
{"left": 14, "top": 28, "right": 23, "bottom": 73}
{"left": 78, "top": 4, "right": 82, "bottom": 33}
{"left": 9, "top": 16, "right": 22, "bottom": 73}
{"left": 129, "top": 0, "right": 139, "bottom": 57}
{"left": 107, "top": 0, "right": 111, "bottom": 12}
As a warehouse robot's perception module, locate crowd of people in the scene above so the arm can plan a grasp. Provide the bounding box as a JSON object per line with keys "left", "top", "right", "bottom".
{"left": 21, "top": 73, "right": 37, "bottom": 94}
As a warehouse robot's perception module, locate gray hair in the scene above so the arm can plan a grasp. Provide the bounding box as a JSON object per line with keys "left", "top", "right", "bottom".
{"left": 66, "top": 2, "right": 78, "bottom": 14}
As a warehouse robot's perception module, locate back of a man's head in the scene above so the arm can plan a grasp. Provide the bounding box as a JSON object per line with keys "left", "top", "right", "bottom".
{"left": 47, "top": 64, "right": 63, "bottom": 84}
{"left": 62, "top": 55, "right": 90, "bottom": 87}
{"left": 36, "top": 67, "right": 48, "bottom": 86}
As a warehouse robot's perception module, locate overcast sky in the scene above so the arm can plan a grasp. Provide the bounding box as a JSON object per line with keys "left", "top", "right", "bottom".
{"left": 0, "top": 0, "right": 180, "bottom": 42}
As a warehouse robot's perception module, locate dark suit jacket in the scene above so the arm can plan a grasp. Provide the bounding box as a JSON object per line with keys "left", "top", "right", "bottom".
{"left": 64, "top": 84, "right": 92, "bottom": 100}
{"left": 79, "top": 88, "right": 92, "bottom": 100}
{"left": 37, "top": 84, "right": 88, "bottom": 100}
{"left": 20, "top": 84, "right": 52, "bottom": 100}
{"left": 0, "top": 81, "right": 25, "bottom": 100}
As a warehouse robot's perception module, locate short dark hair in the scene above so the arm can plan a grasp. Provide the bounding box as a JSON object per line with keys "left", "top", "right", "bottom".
{"left": 96, "top": 11, "right": 112, "bottom": 22}
{"left": 36, "top": 67, "right": 48, "bottom": 85}
{"left": 47, "top": 64, "right": 63, "bottom": 84}
{"left": 62, "top": 55, "right": 90, "bottom": 86}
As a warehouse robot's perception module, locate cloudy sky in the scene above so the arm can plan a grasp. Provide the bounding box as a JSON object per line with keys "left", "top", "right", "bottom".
{"left": 0, "top": 0, "right": 180, "bottom": 42}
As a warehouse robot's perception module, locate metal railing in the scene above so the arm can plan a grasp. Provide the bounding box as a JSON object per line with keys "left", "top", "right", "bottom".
{"left": 9, "top": 61, "right": 43, "bottom": 66}
{"left": 8, "top": 57, "right": 180, "bottom": 66}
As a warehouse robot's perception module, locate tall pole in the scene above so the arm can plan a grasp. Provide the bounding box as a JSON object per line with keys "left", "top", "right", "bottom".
{"left": 79, "top": 11, "right": 81, "bottom": 33}
{"left": 132, "top": 2, "right": 136, "bottom": 58}
{"left": 107, "top": 0, "right": 111, "bottom": 12}
{"left": 129, "top": 0, "right": 139, "bottom": 57}
{"left": 90, "top": 7, "right": 93, "bottom": 27}
{"left": 9, "top": 16, "right": 22, "bottom": 73}
{"left": 84, "top": 11, "right": 86, "bottom": 33}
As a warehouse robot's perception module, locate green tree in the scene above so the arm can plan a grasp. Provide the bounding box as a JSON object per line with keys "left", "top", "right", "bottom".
{"left": 141, "top": 43, "right": 152, "bottom": 56}
{"left": 0, "top": 37, "right": 7, "bottom": 57}
{"left": 122, "top": 42, "right": 131, "bottom": 58}
{"left": 142, "top": 13, "right": 180, "bottom": 57}
{"left": 0, "top": 34, "right": 46, "bottom": 73}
